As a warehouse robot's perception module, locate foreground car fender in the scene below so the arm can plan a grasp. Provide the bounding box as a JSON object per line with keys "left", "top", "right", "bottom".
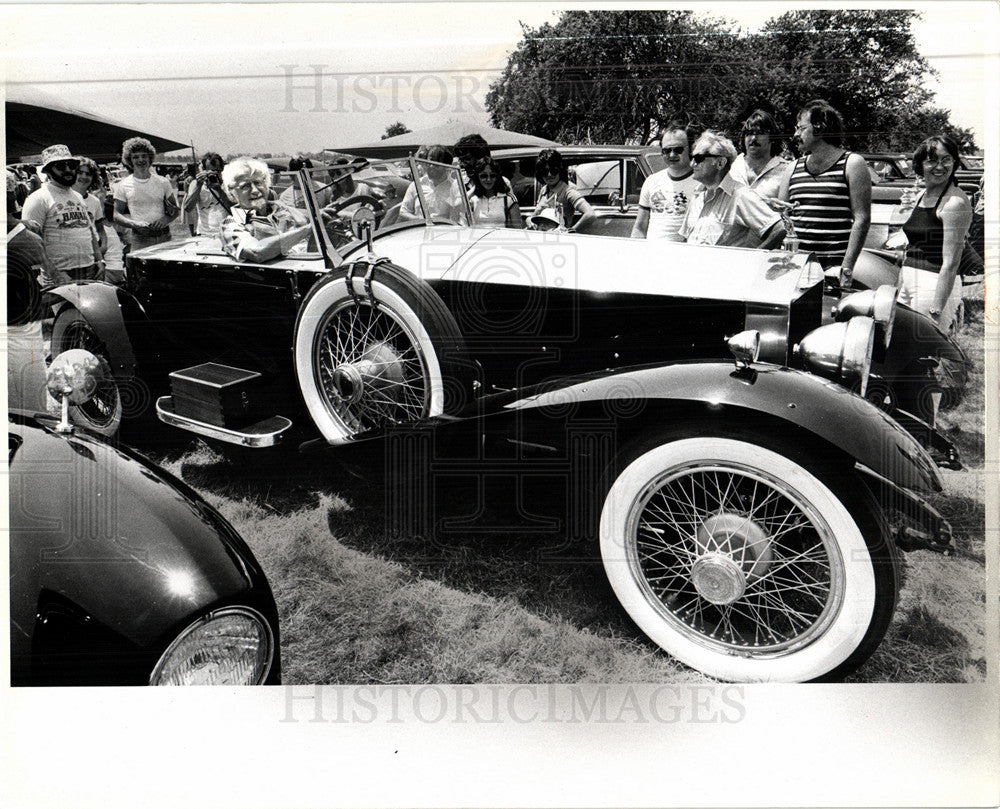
{"left": 502, "top": 361, "right": 943, "bottom": 494}
{"left": 49, "top": 281, "right": 140, "bottom": 380}
{"left": 9, "top": 414, "right": 280, "bottom": 685}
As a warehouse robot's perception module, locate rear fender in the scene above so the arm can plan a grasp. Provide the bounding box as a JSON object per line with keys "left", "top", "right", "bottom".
{"left": 50, "top": 282, "right": 139, "bottom": 379}
{"left": 501, "top": 362, "right": 943, "bottom": 493}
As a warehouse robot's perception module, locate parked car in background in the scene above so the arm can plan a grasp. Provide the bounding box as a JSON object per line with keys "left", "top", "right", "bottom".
{"left": 9, "top": 351, "right": 280, "bottom": 686}
{"left": 494, "top": 145, "right": 667, "bottom": 237}
{"left": 49, "top": 159, "right": 962, "bottom": 682}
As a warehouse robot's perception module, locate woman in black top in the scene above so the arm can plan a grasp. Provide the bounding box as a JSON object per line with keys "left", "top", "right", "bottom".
{"left": 899, "top": 135, "right": 973, "bottom": 332}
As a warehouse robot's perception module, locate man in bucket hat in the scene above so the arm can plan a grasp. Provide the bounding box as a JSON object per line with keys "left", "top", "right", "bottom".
{"left": 20, "top": 144, "right": 105, "bottom": 284}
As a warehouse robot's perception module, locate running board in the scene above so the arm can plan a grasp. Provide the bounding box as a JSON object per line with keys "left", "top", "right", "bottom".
{"left": 156, "top": 396, "right": 293, "bottom": 448}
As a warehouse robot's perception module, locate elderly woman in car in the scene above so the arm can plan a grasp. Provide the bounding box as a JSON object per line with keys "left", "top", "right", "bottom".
{"left": 219, "top": 157, "right": 312, "bottom": 262}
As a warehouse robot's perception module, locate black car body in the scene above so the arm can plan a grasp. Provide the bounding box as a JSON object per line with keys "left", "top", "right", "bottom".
{"left": 47, "top": 158, "right": 962, "bottom": 682}
{"left": 8, "top": 411, "right": 280, "bottom": 686}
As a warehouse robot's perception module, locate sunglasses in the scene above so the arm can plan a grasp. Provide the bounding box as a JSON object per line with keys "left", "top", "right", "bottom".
{"left": 691, "top": 153, "right": 720, "bottom": 164}
{"left": 661, "top": 146, "right": 687, "bottom": 156}
{"left": 478, "top": 172, "right": 498, "bottom": 180}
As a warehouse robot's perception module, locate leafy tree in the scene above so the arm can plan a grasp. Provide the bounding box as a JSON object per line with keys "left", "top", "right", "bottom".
{"left": 382, "top": 122, "right": 411, "bottom": 140}
{"left": 744, "top": 9, "right": 975, "bottom": 150}
{"left": 487, "top": 9, "right": 976, "bottom": 151}
{"left": 486, "top": 10, "right": 743, "bottom": 144}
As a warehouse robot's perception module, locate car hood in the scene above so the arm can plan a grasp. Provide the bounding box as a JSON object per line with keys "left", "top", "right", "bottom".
{"left": 371, "top": 226, "right": 819, "bottom": 305}
{"left": 8, "top": 416, "right": 260, "bottom": 650}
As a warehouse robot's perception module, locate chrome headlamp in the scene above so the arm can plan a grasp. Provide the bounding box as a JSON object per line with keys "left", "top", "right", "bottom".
{"left": 832, "top": 285, "right": 898, "bottom": 347}
{"left": 150, "top": 607, "right": 274, "bottom": 686}
{"left": 727, "top": 330, "right": 761, "bottom": 368}
{"left": 793, "top": 316, "right": 875, "bottom": 396}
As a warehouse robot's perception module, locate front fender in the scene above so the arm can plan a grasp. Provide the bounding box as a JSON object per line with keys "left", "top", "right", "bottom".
{"left": 50, "top": 281, "right": 139, "bottom": 379}
{"left": 877, "top": 304, "right": 970, "bottom": 377}
{"left": 503, "top": 362, "right": 943, "bottom": 494}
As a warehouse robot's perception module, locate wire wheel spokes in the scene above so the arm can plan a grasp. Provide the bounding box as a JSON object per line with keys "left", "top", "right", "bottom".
{"left": 315, "top": 301, "right": 429, "bottom": 433}
{"left": 63, "top": 325, "right": 119, "bottom": 423}
{"left": 629, "top": 463, "right": 842, "bottom": 654}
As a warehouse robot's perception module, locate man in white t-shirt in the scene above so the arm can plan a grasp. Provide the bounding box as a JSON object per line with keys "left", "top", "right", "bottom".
{"left": 113, "top": 137, "right": 178, "bottom": 253}
{"left": 20, "top": 144, "right": 104, "bottom": 285}
{"left": 631, "top": 126, "right": 702, "bottom": 241}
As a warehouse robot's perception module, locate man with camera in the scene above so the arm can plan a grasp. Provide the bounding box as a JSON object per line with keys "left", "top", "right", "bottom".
{"left": 182, "top": 152, "right": 230, "bottom": 236}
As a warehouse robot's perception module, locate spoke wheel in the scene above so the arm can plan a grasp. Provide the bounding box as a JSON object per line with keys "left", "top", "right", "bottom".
{"left": 315, "top": 300, "right": 430, "bottom": 434}
{"left": 600, "top": 435, "right": 897, "bottom": 682}
{"left": 51, "top": 309, "right": 123, "bottom": 437}
{"left": 294, "top": 263, "right": 472, "bottom": 443}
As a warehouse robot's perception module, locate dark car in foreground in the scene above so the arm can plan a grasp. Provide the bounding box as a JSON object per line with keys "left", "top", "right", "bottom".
{"left": 48, "top": 159, "right": 962, "bottom": 682}
{"left": 9, "top": 352, "right": 280, "bottom": 686}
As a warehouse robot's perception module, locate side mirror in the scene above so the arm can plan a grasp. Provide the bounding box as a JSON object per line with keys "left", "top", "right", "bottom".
{"left": 46, "top": 349, "right": 107, "bottom": 433}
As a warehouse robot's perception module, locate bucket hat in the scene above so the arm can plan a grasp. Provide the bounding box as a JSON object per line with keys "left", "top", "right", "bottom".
{"left": 40, "top": 144, "right": 80, "bottom": 172}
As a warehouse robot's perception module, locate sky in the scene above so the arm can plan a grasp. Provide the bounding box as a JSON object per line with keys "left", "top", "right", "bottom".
{"left": 2, "top": 2, "right": 997, "bottom": 157}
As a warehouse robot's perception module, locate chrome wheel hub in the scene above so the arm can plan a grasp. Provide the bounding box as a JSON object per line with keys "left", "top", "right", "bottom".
{"left": 691, "top": 554, "right": 746, "bottom": 604}
{"left": 331, "top": 343, "right": 404, "bottom": 405}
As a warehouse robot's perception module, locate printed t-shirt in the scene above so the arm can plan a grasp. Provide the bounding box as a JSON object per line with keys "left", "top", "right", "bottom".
{"left": 637, "top": 169, "right": 701, "bottom": 239}
{"left": 20, "top": 183, "right": 97, "bottom": 272}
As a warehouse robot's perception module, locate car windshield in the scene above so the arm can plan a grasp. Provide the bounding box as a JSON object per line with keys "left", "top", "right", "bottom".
{"left": 296, "top": 157, "right": 472, "bottom": 260}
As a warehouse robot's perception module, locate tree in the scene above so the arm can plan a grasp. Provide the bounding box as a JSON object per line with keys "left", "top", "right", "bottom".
{"left": 486, "top": 10, "right": 744, "bottom": 144}
{"left": 738, "top": 10, "right": 976, "bottom": 150}
{"left": 381, "top": 122, "right": 411, "bottom": 140}
{"left": 486, "top": 9, "right": 975, "bottom": 151}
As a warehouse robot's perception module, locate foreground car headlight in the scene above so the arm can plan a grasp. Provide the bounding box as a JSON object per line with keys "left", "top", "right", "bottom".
{"left": 150, "top": 607, "right": 274, "bottom": 686}
{"left": 832, "top": 285, "right": 898, "bottom": 347}
{"left": 794, "top": 316, "right": 875, "bottom": 396}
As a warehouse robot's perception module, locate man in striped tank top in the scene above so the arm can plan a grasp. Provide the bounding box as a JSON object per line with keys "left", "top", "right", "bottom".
{"left": 779, "top": 100, "right": 871, "bottom": 287}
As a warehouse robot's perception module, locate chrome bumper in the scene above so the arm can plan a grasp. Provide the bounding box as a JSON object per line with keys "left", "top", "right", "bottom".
{"left": 156, "top": 396, "right": 293, "bottom": 448}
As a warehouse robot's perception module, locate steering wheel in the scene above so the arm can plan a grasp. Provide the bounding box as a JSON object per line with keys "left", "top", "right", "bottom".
{"left": 322, "top": 195, "right": 385, "bottom": 217}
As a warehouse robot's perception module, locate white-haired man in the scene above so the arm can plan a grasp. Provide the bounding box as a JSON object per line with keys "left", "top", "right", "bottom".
{"left": 679, "top": 131, "right": 785, "bottom": 249}
{"left": 218, "top": 157, "right": 312, "bottom": 262}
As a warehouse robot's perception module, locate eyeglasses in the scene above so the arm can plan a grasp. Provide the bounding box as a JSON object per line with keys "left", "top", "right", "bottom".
{"left": 661, "top": 146, "right": 687, "bottom": 156}
{"left": 234, "top": 179, "right": 267, "bottom": 193}
{"left": 478, "top": 172, "right": 497, "bottom": 180}
{"left": 691, "top": 153, "right": 720, "bottom": 164}
{"left": 923, "top": 155, "right": 954, "bottom": 166}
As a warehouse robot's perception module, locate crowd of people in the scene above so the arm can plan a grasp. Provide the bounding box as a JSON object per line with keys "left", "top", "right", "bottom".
{"left": 6, "top": 97, "right": 983, "bottom": 411}
{"left": 628, "top": 99, "right": 980, "bottom": 331}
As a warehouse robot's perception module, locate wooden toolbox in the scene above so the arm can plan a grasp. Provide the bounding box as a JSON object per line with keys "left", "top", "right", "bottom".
{"left": 169, "top": 363, "right": 266, "bottom": 428}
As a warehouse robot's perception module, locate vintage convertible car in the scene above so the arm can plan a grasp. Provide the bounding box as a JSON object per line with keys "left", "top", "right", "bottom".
{"left": 9, "top": 351, "right": 280, "bottom": 686}
{"left": 49, "top": 159, "right": 962, "bottom": 682}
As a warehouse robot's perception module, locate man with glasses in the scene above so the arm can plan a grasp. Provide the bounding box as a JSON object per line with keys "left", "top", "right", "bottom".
{"left": 20, "top": 144, "right": 105, "bottom": 285}
{"left": 679, "top": 131, "right": 785, "bottom": 249}
{"left": 631, "top": 124, "right": 702, "bottom": 240}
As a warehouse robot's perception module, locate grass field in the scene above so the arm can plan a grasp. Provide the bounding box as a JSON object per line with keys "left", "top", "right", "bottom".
{"left": 153, "top": 297, "right": 988, "bottom": 684}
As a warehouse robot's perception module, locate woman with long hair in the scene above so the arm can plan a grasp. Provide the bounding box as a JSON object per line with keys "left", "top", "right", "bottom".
{"left": 468, "top": 157, "right": 523, "bottom": 228}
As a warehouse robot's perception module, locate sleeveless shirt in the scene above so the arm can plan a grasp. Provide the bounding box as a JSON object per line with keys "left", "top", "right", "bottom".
{"left": 787, "top": 152, "right": 852, "bottom": 266}
{"left": 901, "top": 192, "right": 947, "bottom": 272}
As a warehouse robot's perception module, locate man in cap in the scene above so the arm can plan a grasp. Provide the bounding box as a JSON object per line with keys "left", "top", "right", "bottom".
{"left": 20, "top": 145, "right": 105, "bottom": 285}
